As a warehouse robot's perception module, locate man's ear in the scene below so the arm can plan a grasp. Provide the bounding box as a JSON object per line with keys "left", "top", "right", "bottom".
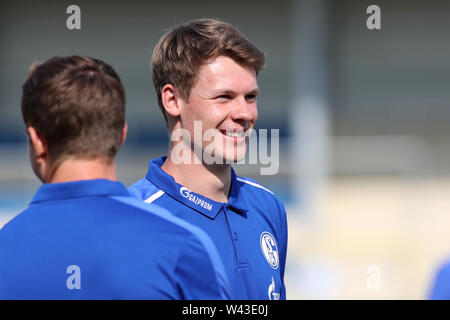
{"left": 27, "top": 127, "right": 47, "bottom": 160}
{"left": 120, "top": 122, "right": 128, "bottom": 146}
{"left": 26, "top": 126, "right": 48, "bottom": 183}
{"left": 161, "top": 84, "right": 182, "bottom": 118}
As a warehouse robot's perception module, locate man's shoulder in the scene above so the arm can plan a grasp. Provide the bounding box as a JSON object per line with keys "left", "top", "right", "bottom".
{"left": 0, "top": 207, "right": 29, "bottom": 235}
{"left": 2, "top": 193, "right": 209, "bottom": 247}
{"left": 235, "top": 176, "right": 275, "bottom": 195}
{"left": 234, "top": 175, "right": 287, "bottom": 232}
{"left": 128, "top": 177, "right": 161, "bottom": 201}
{"left": 234, "top": 175, "right": 284, "bottom": 208}
{"left": 110, "top": 195, "right": 219, "bottom": 251}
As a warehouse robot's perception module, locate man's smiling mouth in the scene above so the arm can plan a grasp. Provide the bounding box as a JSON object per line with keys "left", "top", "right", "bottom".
{"left": 220, "top": 129, "right": 246, "bottom": 138}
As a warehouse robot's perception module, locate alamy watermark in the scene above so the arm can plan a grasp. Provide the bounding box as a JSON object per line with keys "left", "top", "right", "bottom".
{"left": 66, "top": 264, "right": 81, "bottom": 290}
{"left": 169, "top": 121, "right": 279, "bottom": 175}
{"left": 66, "top": 5, "right": 81, "bottom": 30}
{"left": 366, "top": 5, "right": 381, "bottom": 30}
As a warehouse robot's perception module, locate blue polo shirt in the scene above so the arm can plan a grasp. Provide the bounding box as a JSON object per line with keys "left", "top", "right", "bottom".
{"left": 129, "top": 157, "right": 288, "bottom": 300}
{"left": 0, "top": 179, "right": 230, "bottom": 300}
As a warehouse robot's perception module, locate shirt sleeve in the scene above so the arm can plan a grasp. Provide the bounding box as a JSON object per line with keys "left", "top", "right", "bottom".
{"left": 174, "top": 233, "right": 231, "bottom": 300}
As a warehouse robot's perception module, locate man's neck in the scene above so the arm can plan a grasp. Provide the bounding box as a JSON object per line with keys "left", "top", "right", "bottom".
{"left": 46, "top": 158, "right": 117, "bottom": 183}
{"left": 161, "top": 154, "right": 232, "bottom": 203}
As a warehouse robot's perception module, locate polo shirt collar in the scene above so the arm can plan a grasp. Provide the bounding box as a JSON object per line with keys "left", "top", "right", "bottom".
{"left": 145, "top": 157, "right": 247, "bottom": 219}
{"left": 31, "top": 179, "right": 130, "bottom": 204}
{"left": 227, "top": 169, "right": 248, "bottom": 214}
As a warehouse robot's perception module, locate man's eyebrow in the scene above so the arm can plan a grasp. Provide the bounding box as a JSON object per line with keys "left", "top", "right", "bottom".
{"left": 210, "top": 88, "right": 259, "bottom": 96}
{"left": 247, "top": 88, "right": 259, "bottom": 95}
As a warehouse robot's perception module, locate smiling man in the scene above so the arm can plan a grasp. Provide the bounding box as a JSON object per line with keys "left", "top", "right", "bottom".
{"left": 129, "top": 19, "right": 288, "bottom": 300}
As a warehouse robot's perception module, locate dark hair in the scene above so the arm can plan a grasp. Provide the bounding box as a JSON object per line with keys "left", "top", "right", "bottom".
{"left": 152, "top": 18, "right": 266, "bottom": 123}
{"left": 21, "top": 56, "right": 126, "bottom": 162}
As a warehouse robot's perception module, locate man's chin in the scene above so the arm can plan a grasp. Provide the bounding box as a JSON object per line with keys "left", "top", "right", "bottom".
{"left": 202, "top": 150, "right": 246, "bottom": 165}
{"left": 218, "top": 151, "right": 247, "bottom": 165}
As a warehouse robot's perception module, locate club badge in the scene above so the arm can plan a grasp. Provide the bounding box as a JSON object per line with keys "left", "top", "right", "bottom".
{"left": 260, "top": 231, "right": 279, "bottom": 269}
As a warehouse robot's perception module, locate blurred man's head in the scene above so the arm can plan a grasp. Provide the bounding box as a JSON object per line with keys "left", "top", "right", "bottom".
{"left": 21, "top": 56, "right": 126, "bottom": 182}
{"left": 152, "top": 19, "right": 266, "bottom": 164}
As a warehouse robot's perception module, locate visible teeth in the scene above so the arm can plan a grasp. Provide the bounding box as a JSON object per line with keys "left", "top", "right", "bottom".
{"left": 224, "top": 130, "right": 244, "bottom": 138}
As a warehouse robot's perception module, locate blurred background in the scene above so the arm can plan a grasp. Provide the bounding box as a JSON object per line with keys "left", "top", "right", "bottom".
{"left": 1, "top": 0, "right": 450, "bottom": 299}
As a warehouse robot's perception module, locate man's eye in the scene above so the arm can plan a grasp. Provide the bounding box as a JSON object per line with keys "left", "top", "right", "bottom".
{"left": 216, "top": 95, "right": 231, "bottom": 100}
{"left": 245, "top": 94, "right": 257, "bottom": 101}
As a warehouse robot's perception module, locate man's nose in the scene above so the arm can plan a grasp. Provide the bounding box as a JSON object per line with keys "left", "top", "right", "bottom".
{"left": 230, "top": 97, "right": 256, "bottom": 122}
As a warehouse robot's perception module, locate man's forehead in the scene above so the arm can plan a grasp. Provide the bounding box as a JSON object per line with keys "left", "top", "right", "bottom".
{"left": 196, "top": 56, "right": 257, "bottom": 92}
